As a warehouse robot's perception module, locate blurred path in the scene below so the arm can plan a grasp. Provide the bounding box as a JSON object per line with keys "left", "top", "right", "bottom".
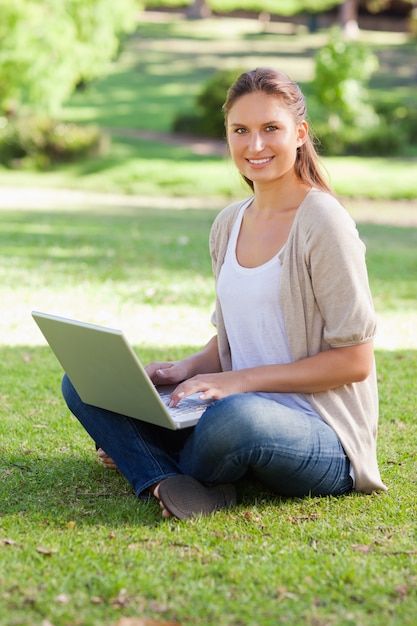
{"left": 106, "top": 127, "right": 227, "bottom": 157}
{"left": 1, "top": 186, "right": 416, "bottom": 226}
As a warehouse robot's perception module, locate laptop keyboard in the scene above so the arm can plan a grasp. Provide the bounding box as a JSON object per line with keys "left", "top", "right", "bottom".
{"left": 158, "top": 390, "right": 213, "bottom": 417}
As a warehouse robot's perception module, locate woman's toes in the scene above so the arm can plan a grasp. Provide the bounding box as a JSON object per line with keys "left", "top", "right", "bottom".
{"left": 97, "top": 448, "right": 118, "bottom": 470}
{"left": 152, "top": 482, "right": 172, "bottom": 518}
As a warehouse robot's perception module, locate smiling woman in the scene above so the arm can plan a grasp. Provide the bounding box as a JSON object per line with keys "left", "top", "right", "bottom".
{"left": 60, "top": 67, "right": 386, "bottom": 522}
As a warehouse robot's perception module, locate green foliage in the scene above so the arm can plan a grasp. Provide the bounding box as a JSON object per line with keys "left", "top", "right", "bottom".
{"left": 0, "top": 0, "right": 138, "bottom": 115}
{"left": 0, "top": 116, "right": 107, "bottom": 169}
{"left": 314, "top": 27, "right": 379, "bottom": 126}
{"left": 310, "top": 26, "right": 416, "bottom": 156}
{"left": 374, "top": 100, "right": 417, "bottom": 145}
{"left": 173, "top": 68, "right": 243, "bottom": 138}
{"left": 313, "top": 116, "right": 407, "bottom": 157}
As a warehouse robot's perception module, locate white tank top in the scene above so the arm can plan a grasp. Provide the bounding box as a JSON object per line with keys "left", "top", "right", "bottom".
{"left": 217, "top": 200, "right": 322, "bottom": 420}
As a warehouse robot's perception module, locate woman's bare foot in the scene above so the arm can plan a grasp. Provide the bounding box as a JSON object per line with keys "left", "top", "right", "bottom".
{"left": 97, "top": 448, "right": 119, "bottom": 470}
{"left": 152, "top": 482, "right": 171, "bottom": 518}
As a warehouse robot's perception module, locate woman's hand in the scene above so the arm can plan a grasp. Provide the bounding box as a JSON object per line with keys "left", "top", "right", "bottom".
{"left": 145, "top": 361, "right": 189, "bottom": 386}
{"left": 145, "top": 335, "right": 223, "bottom": 389}
{"left": 168, "top": 371, "right": 244, "bottom": 407}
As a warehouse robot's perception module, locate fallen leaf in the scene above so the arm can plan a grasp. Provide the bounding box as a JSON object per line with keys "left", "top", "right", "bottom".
{"left": 112, "top": 588, "right": 130, "bottom": 609}
{"left": 149, "top": 599, "right": 169, "bottom": 613}
{"left": 36, "top": 546, "right": 57, "bottom": 555}
{"left": 1, "top": 538, "right": 18, "bottom": 546}
{"left": 276, "top": 586, "right": 297, "bottom": 603}
{"left": 289, "top": 514, "right": 320, "bottom": 525}
{"left": 351, "top": 544, "right": 373, "bottom": 554}
{"left": 54, "top": 593, "right": 70, "bottom": 605}
{"left": 395, "top": 584, "right": 409, "bottom": 598}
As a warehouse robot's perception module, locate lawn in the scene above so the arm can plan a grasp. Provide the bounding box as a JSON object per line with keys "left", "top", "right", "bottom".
{"left": 1, "top": 197, "right": 417, "bottom": 626}
{"left": 1, "top": 9, "right": 417, "bottom": 626}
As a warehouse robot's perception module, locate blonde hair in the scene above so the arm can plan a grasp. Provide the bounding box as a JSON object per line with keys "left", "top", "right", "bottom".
{"left": 222, "top": 67, "right": 331, "bottom": 193}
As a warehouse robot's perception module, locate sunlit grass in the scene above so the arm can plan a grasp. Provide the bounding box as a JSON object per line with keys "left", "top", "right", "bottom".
{"left": 1, "top": 199, "right": 416, "bottom": 352}
{"left": 325, "top": 157, "right": 417, "bottom": 200}
{"left": 2, "top": 138, "right": 417, "bottom": 200}
{"left": 1, "top": 188, "right": 417, "bottom": 626}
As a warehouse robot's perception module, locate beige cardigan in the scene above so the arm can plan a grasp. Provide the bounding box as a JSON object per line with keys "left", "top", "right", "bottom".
{"left": 209, "top": 189, "right": 386, "bottom": 494}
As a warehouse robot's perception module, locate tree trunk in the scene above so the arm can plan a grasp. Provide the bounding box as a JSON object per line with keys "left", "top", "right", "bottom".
{"left": 186, "top": 0, "right": 212, "bottom": 19}
{"left": 338, "top": 0, "right": 360, "bottom": 39}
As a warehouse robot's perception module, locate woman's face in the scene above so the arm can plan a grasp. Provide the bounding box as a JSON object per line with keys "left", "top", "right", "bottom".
{"left": 226, "top": 91, "right": 307, "bottom": 187}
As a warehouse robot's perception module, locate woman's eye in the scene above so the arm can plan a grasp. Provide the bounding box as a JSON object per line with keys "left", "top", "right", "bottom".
{"left": 235, "top": 127, "right": 247, "bottom": 134}
{"left": 266, "top": 125, "right": 278, "bottom": 132}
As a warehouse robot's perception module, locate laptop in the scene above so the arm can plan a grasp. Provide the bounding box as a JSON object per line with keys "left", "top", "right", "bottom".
{"left": 32, "top": 311, "right": 213, "bottom": 430}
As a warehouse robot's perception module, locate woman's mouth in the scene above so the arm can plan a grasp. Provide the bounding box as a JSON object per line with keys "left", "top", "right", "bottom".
{"left": 247, "top": 157, "right": 274, "bottom": 166}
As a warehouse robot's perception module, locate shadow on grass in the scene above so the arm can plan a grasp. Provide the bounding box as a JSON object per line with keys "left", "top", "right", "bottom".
{"left": 0, "top": 206, "right": 215, "bottom": 295}
{"left": 0, "top": 345, "right": 157, "bottom": 526}
{"left": 64, "top": 20, "right": 324, "bottom": 132}
{"left": 0, "top": 344, "right": 279, "bottom": 527}
{"left": 1, "top": 206, "right": 416, "bottom": 312}
{"left": 0, "top": 452, "right": 280, "bottom": 529}
{"left": 1, "top": 344, "right": 416, "bottom": 526}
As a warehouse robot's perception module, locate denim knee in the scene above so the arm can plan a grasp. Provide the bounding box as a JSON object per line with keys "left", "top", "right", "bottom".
{"left": 195, "top": 393, "right": 286, "bottom": 448}
{"left": 181, "top": 393, "right": 284, "bottom": 475}
{"left": 180, "top": 393, "right": 352, "bottom": 497}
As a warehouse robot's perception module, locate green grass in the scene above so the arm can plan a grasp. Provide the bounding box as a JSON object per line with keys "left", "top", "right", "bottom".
{"left": 2, "top": 140, "right": 417, "bottom": 200}
{"left": 1, "top": 11, "right": 417, "bottom": 626}
{"left": 1, "top": 198, "right": 417, "bottom": 625}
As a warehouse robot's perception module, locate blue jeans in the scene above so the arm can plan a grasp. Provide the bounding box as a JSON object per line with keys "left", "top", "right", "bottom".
{"left": 62, "top": 374, "right": 353, "bottom": 500}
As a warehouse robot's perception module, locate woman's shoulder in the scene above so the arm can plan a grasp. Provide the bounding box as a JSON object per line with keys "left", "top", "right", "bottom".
{"left": 297, "top": 189, "right": 356, "bottom": 229}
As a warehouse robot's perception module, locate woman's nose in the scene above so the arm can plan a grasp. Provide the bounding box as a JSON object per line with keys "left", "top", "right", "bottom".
{"left": 248, "top": 132, "right": 264, "bottom": 152}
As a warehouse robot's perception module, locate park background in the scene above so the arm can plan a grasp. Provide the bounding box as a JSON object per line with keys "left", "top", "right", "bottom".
{"left": 1, "top": 1, "right": 417, "bottom": 625}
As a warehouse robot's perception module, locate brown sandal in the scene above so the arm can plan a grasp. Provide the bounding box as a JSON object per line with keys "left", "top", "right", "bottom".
{"left": 157, "top": 475, "right": 236, "bottom": 520}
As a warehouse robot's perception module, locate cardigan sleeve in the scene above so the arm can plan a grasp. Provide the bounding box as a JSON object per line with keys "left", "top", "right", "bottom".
{"left": 303, "top": 195, "right": 377, "bottom": 348}
{"left": 281, "top": 190, "right": 377, "bottom": 357}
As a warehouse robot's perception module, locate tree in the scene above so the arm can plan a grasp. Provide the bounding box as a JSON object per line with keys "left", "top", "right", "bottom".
{"left": 338, "top": 0, "right": 360, "bottom": 38}
{"left": 338, "top": 0, "right": 414, "bottom": 39}
{"left": 0, "top": 0, "right": 138, "bottom": 116}
{"left": 186, "top": 0, "right": 212, "bottom": 18}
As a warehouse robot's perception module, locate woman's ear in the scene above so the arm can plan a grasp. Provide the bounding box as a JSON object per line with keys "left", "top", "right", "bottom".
{"left": 296, "top": 120, "right": 309, "bottom": 147}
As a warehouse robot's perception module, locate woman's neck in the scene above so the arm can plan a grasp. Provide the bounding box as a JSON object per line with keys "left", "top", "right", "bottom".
{"left": 250, "top": 179, "right": 312, "bottom": 217}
